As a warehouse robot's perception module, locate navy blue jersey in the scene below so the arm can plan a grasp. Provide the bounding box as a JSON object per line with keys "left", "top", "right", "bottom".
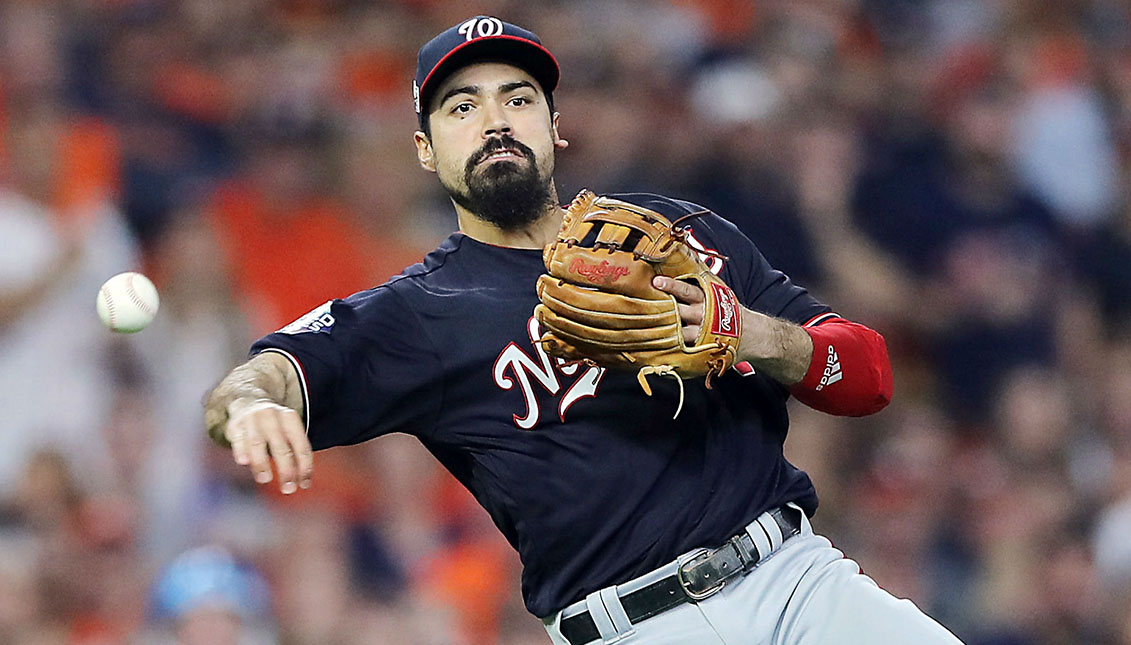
{"left": 251, "top": 193, "right": 832, "bottom": 617}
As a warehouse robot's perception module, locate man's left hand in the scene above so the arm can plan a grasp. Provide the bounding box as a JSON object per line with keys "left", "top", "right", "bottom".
{"left": 653, "top": 276, "right": 704, "bottom": 346}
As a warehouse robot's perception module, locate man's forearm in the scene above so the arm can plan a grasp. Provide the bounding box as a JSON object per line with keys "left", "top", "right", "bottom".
{"left": 204, "top": 351, "right": 304, "bottom": 446}
{"left": 735, "top": 309, "right": 814, "bottom": 385}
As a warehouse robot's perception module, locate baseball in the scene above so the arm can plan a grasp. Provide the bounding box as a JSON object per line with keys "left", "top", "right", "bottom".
{"left": 96, "top": 272, "right": 160, "bottom": 333}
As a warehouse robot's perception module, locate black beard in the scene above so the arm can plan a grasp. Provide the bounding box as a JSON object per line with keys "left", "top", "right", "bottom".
{"left": 446, "top": 136, "right": 552, "bottom": 231}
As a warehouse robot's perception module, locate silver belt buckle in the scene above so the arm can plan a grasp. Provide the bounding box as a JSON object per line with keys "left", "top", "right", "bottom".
{"left": 676, "top": 548, "right": 727, "bottom": 601}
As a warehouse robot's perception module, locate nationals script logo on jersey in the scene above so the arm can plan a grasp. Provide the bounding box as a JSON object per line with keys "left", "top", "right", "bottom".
{"left": 493, "top": 317, "right": 606, "bottom": 429}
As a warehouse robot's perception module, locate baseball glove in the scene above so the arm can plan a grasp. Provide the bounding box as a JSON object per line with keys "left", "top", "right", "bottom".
{"left": 534, "top": 190, "right": 743, "bottom": 416}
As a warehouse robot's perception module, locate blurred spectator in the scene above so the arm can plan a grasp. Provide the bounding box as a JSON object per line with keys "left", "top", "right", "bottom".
{"left": 0, "top": 99, "right": 138, "bottom": 492}
{"left": 129, "top": 211, "right": 249, "bottom": 565}
{"left": 1010, "top": 24, "right": 1120, "bottom": 229}
{"left": 208, "top": 120, "right": 426, "bottom": 335}
{"left": 148, "top": 545, "right": 273, "bottom": 645}
{"left": 854, "top": 71, "right": 1064, "bottom": 423}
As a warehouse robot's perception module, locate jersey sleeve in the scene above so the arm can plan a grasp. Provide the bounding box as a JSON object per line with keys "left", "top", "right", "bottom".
{"left": 249, "top": 286, "right": 442, "bottom": 450}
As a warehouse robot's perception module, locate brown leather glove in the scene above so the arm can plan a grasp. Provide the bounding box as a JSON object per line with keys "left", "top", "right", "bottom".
{"left": 535, "top": 190, "right": 743, "bottom": 413}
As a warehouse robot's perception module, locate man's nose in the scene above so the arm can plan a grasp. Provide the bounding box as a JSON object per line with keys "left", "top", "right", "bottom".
{"left": 482, "top": 102, "right": 512, "bottom": 138}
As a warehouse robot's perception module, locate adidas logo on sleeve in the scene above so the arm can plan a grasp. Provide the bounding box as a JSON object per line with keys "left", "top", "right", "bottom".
{"left": 815, "top": 345, "right": 842, "bottom": 391}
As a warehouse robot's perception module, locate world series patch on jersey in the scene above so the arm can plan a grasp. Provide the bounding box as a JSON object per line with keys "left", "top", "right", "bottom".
{"left": 277, "top": 300, "right": 336, "bottom": 335}
{"left": 251, "top": 192, "right": 832, "bottom": 617}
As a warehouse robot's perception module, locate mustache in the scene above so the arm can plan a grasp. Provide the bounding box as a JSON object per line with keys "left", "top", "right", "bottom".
{"left": 468, "top": 135, "right": 536, "bottom": 167}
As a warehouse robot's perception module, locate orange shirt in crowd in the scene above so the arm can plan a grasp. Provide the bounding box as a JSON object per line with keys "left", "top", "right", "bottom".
{"left": 209, "top": 181, "right": 425, "bottom": 336}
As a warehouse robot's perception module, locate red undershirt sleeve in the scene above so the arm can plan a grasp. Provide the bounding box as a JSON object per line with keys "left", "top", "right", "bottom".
{"left": 787, "top": 315, "right": 893, "bottom": 417}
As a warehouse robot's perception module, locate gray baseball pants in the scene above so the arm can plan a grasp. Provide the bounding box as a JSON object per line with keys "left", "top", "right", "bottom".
{"left": 542, "top": 509, "right": 964, "bottom": 644}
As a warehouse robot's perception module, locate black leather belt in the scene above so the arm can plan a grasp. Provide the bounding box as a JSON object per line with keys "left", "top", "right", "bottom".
{"left": 559, "top": 506, "right": 802, "bottom": 645}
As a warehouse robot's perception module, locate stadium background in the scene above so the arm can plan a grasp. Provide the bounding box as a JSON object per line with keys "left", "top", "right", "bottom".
{"left": 2, "top": 0, "right": 1131, "bottom": 643}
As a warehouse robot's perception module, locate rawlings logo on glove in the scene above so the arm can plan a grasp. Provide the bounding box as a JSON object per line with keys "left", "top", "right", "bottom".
{"left": 568, "top": 258, "right": 631, "bottom": 284}
{"left": 709, "top": 282, "right": 741, "bottom": 338}
{"left": 534, "top": 189, "right": 743, "bottom": 417}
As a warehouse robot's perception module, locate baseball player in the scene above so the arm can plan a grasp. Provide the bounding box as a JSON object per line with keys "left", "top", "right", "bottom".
{"left": 204, "top": 16, "right": 964, "bottom": 644}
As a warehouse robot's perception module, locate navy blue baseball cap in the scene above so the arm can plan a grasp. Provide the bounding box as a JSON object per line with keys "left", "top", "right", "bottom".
{"left": 414, "top": 16, "right": 560, "bottom": 127}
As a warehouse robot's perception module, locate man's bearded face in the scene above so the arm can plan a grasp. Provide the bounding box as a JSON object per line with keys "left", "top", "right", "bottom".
{"left": 439, "top": 134, "right": 552, "bottom": 230}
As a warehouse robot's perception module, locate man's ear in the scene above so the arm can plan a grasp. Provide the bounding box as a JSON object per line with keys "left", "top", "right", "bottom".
{"left": 414, "top": 131, "right": 436, "bottom": 172}
{"left": 552, "top": 112, "right": 568, "bottom": 150}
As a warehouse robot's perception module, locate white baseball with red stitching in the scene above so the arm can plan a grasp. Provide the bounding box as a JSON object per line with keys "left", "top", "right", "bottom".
{"left": 96, "top": 272, "right": 160, "bottom": 333}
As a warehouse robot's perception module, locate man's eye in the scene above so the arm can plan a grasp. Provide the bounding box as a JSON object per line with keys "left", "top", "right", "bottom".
{"left": 508, "top": 96, "right": 531, "bottom": 107}
{"left": 452, "top": 103, "right": 473, "bottom": 114}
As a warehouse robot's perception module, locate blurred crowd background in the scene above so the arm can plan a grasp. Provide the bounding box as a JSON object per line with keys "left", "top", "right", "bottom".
{"left": 2, "top": 0, "right": 1131, "bottom": 643}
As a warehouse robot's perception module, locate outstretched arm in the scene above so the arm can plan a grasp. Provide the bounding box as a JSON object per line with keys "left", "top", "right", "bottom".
{"left": 204, "top": 351, "right": 314, "bottom": 494}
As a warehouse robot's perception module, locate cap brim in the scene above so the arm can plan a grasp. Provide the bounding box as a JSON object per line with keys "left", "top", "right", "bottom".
{"left": 418, "top": 36, "right": 560, "bottom": 120}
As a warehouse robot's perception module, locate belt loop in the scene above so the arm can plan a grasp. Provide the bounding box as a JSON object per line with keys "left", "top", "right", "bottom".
{"left": 788, "top": 502, "right": 812, "bottom": 535}
{"left": 584, "top": 590, "right": 620, "bottom": 643}
{"left": 598, "top": 587, "right": 635, "bottom": 640}
{"left": 756, "top": 511, "right": 784, "bottom": 551}
{"left": 746, "top": 518, "right": 773, "bottom": 560}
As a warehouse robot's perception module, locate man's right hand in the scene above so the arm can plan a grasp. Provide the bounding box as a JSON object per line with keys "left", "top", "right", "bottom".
{"left": 203, "top": 352, "right": 312, "bottom": 494}
{"left": 224, "top": 398, "right": 313, "bottom": 494}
